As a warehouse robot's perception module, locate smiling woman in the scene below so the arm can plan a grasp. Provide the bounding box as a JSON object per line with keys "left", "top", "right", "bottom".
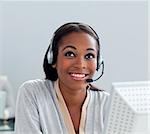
{"left": 15, "top": 22, "right": 109, "bottom": 134}
{"left": 56, "top": 32, "right": 97, "bottom": 92}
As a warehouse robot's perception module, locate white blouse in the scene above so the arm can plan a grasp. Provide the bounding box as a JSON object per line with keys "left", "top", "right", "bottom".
{"left": 15, "top": 79, "right": 109, "bottom": 134}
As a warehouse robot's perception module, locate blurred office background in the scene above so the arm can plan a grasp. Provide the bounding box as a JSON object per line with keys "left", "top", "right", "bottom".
{"left": 0, "top": 1, "right": 148, "bottom": 103}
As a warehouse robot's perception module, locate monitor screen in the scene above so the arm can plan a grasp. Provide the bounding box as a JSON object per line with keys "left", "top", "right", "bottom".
{"left": 104, "top": 81, "right": 150, "bottom": 134}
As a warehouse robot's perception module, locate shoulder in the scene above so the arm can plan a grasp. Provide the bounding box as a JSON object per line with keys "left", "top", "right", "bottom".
{"left": 18, "top": 79, "right": 54, "bottom": 99}
{"left": 20, "top": 79, "right": 46, "bottom": 87}
{"left": 20, "top": 79, "right": 53, "bottom": 89}
{"left": 89, "top": 84, "right": 109, "bottom": 94}
{"left": 89, "top": 84, "right": 110, "bottom": 100}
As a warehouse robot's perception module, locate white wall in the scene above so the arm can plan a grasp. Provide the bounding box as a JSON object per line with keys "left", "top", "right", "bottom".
{"left": 148, "top": 2, "right": 150, "bottom": 80}
{"left": 1, "top": 1, "right": 148, "bottom": 100}
{"left": 0, "top": 3, "right": 3, "bottom": 74}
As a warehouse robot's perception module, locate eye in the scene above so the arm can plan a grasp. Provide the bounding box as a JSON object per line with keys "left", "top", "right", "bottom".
{"left": 85, "top": 53, "right": 95, "bottom": 60}
{"left": 64, "top": 51, "right": 76, "bottom": 58}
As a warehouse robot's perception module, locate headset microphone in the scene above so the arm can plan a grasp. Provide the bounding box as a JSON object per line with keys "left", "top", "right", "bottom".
{"left": 86, "top": 61, "right": 104, "bottom": 83}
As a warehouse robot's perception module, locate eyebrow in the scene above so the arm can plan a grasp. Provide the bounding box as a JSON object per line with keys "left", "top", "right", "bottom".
{"left": 62, "top": 45, "right": 96, "bottom": 52}
{"left": 62, "top": 45, "right": 76, "bottom": 51}
{"left": 86, "top": 48, "right": 96, "bottom": 52}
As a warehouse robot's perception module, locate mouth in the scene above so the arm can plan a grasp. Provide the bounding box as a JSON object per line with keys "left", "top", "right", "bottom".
{"left": 69, "top": 72, "right": 88, "bottom": 81}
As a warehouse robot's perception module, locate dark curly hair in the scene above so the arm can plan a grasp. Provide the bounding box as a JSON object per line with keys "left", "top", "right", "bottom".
{"left": 43, "top": 22, "right": 100, "bottom": 81}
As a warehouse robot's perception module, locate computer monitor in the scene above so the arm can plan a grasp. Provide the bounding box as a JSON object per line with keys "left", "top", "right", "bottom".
{"left": 104, "top": 81, "right": 150, "bottom": 134}
{"left": 0, "top": 91, "right": 6, "bottom": 119}
{"left": 0, "top": 75, "right": 14, "bottom": 119}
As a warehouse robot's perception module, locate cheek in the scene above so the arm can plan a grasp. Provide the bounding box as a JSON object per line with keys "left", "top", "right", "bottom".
{"left": 86, "top": 60, "right": 97, "bottom": 76}
{"left": 56, "top": 56, "right": 70, "bottom": 73}
{"left": 90, "top": 61, "right": 97, "bottom": 72}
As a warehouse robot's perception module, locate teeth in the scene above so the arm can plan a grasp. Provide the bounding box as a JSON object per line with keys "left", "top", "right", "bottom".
{"left": 71, "top": 73, "right": 85, "bottom": 78}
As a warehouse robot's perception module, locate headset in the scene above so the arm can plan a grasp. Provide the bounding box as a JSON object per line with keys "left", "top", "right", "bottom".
{"left": 46, "top": 22, "right": 104, "bottom": 82}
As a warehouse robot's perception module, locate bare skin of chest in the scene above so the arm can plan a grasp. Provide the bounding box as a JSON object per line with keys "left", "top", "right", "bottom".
{"left": 68, "top": 107, "right": 81, "bottom": 132}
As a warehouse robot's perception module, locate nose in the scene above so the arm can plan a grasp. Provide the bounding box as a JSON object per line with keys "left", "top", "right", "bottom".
{"left": 74, "top": 56, "right": 87, "bottom": 69}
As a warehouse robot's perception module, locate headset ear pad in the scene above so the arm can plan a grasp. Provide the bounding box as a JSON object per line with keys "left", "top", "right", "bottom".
{"left": 43, "top": 44, "right": 58, "bottom": 81}
{"left": 96, "top": 55, "right": 103, "bottom": 71}
{"left": 47, "top": 38, "right": 54, "bottom": 64}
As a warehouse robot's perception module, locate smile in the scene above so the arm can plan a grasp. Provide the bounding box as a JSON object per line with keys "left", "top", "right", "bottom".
{"left": 69, "top": 73, "right": 88, "bottom": 81}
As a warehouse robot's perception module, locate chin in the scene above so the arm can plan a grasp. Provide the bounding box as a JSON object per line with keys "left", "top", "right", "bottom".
{"left": 70, "top": 82, "right": 87, "bottom": 91}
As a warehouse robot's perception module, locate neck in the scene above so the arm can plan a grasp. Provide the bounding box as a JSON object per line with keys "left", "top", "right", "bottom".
{"left": 62, "top": 88, "right": 87, "bottom": 107}
{"left": 58, "top": 82, "right": 87, "bottom": 108}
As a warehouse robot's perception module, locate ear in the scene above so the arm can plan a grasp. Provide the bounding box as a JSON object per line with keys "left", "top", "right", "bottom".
{"left": 52, "top": 64, "right": 56, "bottom": 68}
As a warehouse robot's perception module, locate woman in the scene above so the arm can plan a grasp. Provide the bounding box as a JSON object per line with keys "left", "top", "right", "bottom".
{"left": 15, "top": 22, "right": 109, "bottom": 134}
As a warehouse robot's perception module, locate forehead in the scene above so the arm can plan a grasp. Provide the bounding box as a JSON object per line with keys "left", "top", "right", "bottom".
{"left": 58, "top": 32, "right": 98, "bottom": 50}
